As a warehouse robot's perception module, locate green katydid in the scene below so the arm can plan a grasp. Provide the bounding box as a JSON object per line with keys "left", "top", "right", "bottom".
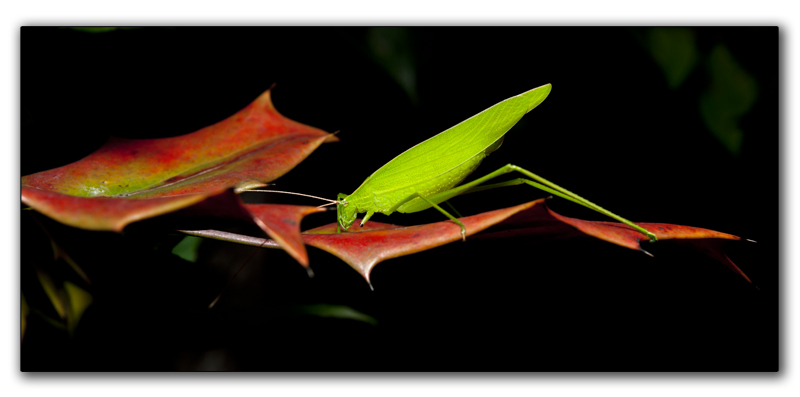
{"left": 256, "top": 84, "right": 657, "bottom": 243}
{"left": 334, "top": 84, "right": 656, "bottom": 242}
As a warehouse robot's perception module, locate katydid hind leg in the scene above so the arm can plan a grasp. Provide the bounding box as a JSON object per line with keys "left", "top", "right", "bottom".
{"left": 425, "top": 164, "right": 657, "bottom": 242}
{"left": 507, "top": 164, "right": 657, "bottom": 242}
{"left": 444, "top": 200, "right": 463, "bottom": 218}
{"left": 455, "top": 177, "right": 584, "bottom": 207}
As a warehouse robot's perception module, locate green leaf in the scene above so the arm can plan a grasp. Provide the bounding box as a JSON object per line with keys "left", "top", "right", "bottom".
{"left": 171, "top": 236, "right": 203, "bottom": 263}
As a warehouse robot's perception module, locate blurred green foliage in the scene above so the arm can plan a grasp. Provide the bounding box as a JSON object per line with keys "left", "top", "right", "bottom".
{"left": 65, "top": 27, "right": 141, "bottom": 33}
{"left": 367, "top": 27, "right": 418, "bottom": 103}
{"left": 285, "top": 304, "right": 378, "bottom": 326}
{"left": 643, "top": 27, "right": 758, "bottom": 156}
{"left": 171, "top": 236, "right": 203, "bottom": 263}
{"left": 64, "top": 281, "right": 93, "bottom": 335}
{"left": 646, "top": 27, "right": 699, "bottom": 89}
{"left": 700, "top": 45, "right": 759, "bottom": 156}
{"left": 32, "top": 266, "right": 93, "bottom": 336}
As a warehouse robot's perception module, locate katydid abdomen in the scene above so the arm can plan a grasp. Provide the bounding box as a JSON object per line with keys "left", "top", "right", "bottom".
{"left": 371, "top": 150, "right": 488, "bottom": 214}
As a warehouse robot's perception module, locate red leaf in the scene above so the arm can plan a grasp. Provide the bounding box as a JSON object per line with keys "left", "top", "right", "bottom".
{"left": 300, "top": 198, "right": 752, "bottom": 286}
{"left": 544, "top": 206, "right": 750, "bottom": 282}
{"left": 301, "top": 199, "right": 544, "bottom": 285}
{"left": 244, "top": 204, "right": 326, "bottom": 267}
{"left": 477, "top": 200, "right": 752, "bottom": 284}
{"left": 548, "top": 208, "right": 752, "bottom": 283}
{"left": 547, "top": 208, "right": 740, "bottom": 250}
{"left": 21, "top": 88, "right": 336, "bottom": 233}
{"left": 302, "top": 220, "right": 403, "bottom": 234}
{"left": 21, "top": 87, "right": 335, "bottom": 267}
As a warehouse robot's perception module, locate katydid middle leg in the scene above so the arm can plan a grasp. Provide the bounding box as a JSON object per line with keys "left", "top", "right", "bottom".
{"left": 386, "top": 192, "right": 468, "bottom": 241}
{"left": 425, "top": 164, "right": 658, "bottom": 242}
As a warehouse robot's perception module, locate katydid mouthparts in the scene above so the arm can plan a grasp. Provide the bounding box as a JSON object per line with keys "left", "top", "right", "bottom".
{"left": 254, "top": 84, "right": 658, "bottom": 243}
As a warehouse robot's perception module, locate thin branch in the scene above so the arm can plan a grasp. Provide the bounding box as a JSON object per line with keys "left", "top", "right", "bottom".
{"left": 177, "top": 229, "right": 281, "bottom": 249}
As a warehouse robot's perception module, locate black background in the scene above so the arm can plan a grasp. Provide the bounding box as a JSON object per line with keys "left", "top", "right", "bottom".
{"left": 21, "top": 27, "right": 777, "bottom": 371}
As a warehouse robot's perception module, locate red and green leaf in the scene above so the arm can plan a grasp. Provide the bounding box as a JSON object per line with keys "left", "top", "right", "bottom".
{"left": 21, "top": 88, "right": 335, "bottom": 265}
{"left": 21, "top": 186, "right": 213, "bottom": 232}
{"left": 22, "top": 88, "right": 336, "bottom": 199}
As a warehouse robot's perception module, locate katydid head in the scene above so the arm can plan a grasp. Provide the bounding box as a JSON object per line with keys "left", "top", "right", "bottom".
{"left": 336, "top": 193, "right": 357, "bottom": 230}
